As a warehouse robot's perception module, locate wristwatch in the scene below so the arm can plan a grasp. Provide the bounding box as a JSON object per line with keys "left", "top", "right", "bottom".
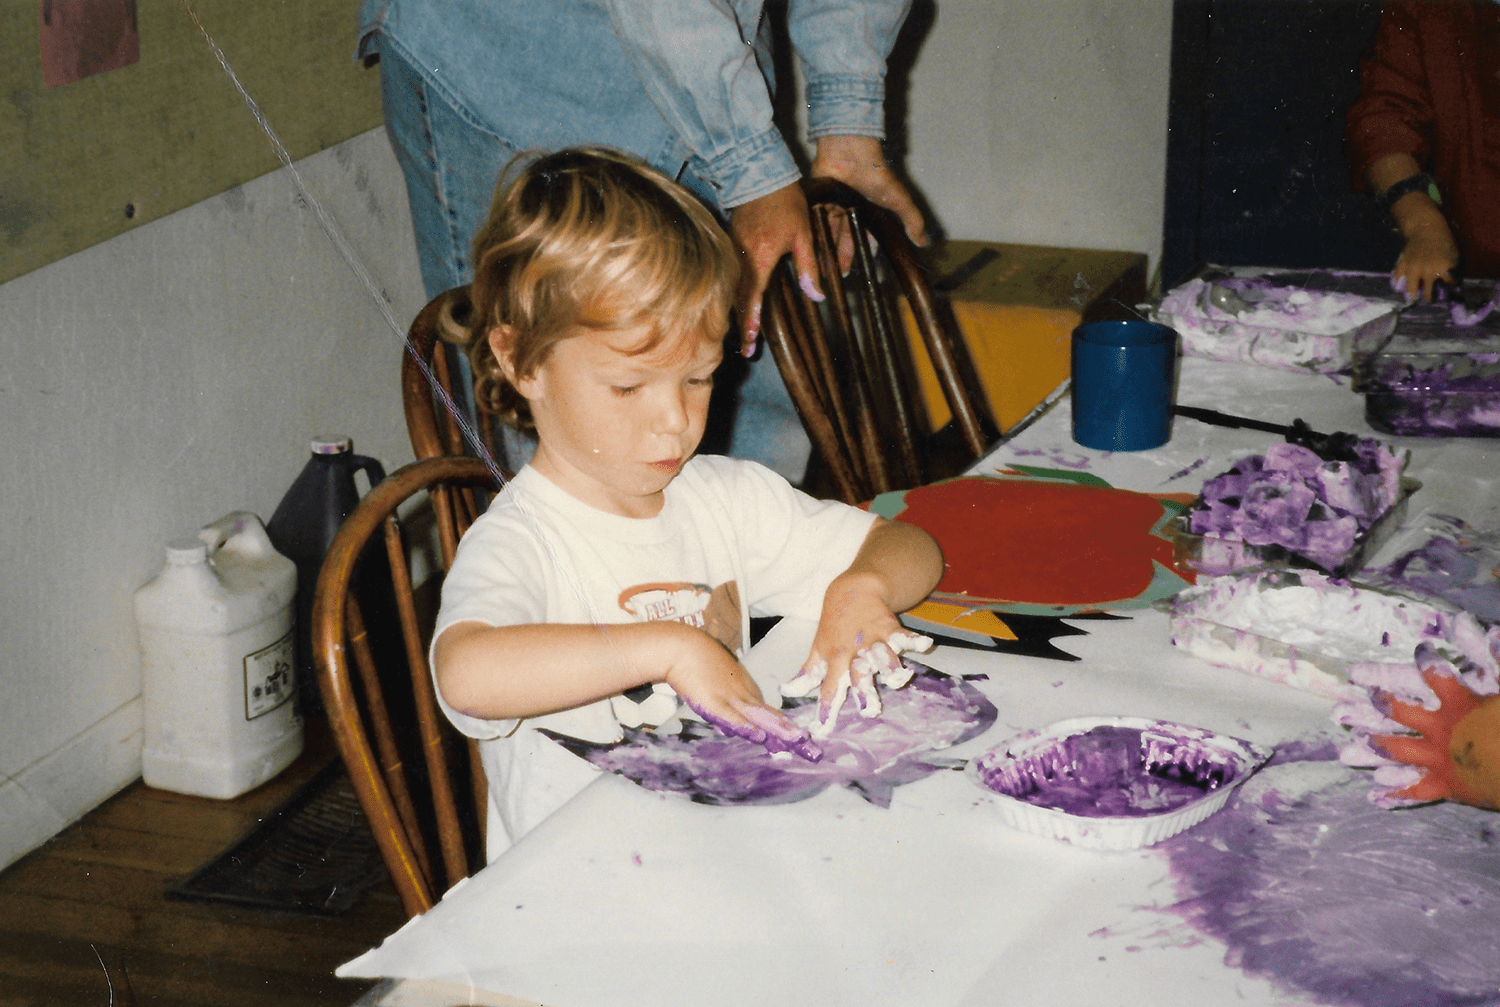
{"left": 1378, "top": 172, "right": 1442, "bottom": 213}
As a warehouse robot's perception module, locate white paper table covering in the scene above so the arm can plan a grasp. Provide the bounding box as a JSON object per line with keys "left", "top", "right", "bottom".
{"left": 342, "top": 357, "right": 1500, "bottom": 1006}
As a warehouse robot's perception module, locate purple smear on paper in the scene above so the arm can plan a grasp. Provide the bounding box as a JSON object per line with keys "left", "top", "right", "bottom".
{"left": 1363, "top": 516, "right": 1500, "bottom": 622}
{"left": 1165, "top": 457, "right": 1210, "bottom": 483}
{"left": 974, "top": 725, "right": 1239, "bottom": 818}
{"left": 1006, "top": 446, "right": 1095, "bottom": 470}
{"left": 542, "top": 664, "right": 996, "bottom": 808}
{"left": 1158, "top": 758, "right": 1500, "bottom": 1007}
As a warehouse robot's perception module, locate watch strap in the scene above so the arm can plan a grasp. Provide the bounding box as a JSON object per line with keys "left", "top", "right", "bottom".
{"left": 1378, "top": 172, "right": 1442, "bottom": 213}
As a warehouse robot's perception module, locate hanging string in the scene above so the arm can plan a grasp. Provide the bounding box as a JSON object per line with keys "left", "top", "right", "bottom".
{"left": 176, "top": 0, "right": 503, "bottom": 489}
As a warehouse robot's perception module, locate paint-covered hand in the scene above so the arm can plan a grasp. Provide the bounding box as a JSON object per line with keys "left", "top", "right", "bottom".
{"left": 784, "top": 623, "right": 934, "bottom": 739}
{"left": 1334, "top": 631, "right": 1500, "bottom": 809}
{"left": 666, "top": 631, "right": 822, "bottom": 762}
{"left": 728, "top": 183, "right": 823, "bottom": 358}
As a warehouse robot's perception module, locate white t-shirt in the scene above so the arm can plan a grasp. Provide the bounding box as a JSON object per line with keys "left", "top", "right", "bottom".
{"left": 433, "top": 454, "right": 877, "bottom": 859}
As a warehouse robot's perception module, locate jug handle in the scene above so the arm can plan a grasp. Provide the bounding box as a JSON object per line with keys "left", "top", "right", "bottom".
{"left": 351, "top": 454, "right": 386, "bottom": 492}
{"left": 199, "top": 511, "right": 276, "bottom": 560}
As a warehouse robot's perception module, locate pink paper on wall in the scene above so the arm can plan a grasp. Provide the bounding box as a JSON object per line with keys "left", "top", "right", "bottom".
{"left": 39, "top": 0, "right": 141, "bottom": 88}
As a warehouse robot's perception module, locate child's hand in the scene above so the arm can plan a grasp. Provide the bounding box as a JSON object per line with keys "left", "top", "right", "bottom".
{"left": 782, "top": 570, "right": 935, "bottom": 738}
{"left": 1371, "top": 655, "right": 1498, "bottom": 810}
{"left": 664, "top": 628, "right": 821, "bottom": 762}
{"left": 1335, "top": 629, "right": 1500, "bottom": 809}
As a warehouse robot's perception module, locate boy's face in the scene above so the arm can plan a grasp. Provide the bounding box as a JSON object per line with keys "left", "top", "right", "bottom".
{"left": 508, "top": 321, "right": 723, "bottom": 518}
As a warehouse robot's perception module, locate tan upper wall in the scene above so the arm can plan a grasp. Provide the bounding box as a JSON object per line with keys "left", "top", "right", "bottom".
{"left": 2, "top": 0, "right": 383, "bottom": 285}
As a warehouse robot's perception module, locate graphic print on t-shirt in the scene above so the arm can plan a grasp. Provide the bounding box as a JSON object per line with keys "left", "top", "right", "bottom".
{"left": 617, "top": 580, "right": 742, "bottom": 653}
{"left": 610, "top": 580, "right": 742, "bottom": 729}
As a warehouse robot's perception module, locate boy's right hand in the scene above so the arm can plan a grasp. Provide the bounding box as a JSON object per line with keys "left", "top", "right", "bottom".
{"left": 664, "top": 627, "right": 822, "bottom": 762}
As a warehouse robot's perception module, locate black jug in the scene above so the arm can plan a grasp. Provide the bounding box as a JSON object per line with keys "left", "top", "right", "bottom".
{"left": 266, "top": 436, "right": 387, "bottom": 716}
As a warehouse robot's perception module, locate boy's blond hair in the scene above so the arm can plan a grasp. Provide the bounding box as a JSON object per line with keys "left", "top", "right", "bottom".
{"left": 461, "top": 146, "right": 738, "bottom": 430}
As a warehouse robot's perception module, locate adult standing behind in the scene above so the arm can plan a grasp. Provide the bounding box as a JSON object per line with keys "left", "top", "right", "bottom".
{"left": 356, "top": 0, "right": 927, "bottom": 480}
{"left": 1346, "top": 0, "right": 1500, "bottom": 302}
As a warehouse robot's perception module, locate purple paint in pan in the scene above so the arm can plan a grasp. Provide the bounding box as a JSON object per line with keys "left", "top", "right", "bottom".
{"left": 542, "top": 663, "right": 996, "bottom": 808}
{"left": 1158, "top": 755, "right": 1500, "bottom": 1007}
{"left": 978, "top": 726, "right": 1236, "bottom": 816}
{"left": 969, "top": 718, "right": 1271, "bottom": 849}
{"left": 975, "top": 725, "right": 1237, "bottom": 818}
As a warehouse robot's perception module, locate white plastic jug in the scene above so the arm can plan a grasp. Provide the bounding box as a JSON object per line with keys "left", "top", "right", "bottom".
{"left": 133, "top": 511, "right": 302, "bottom": 798}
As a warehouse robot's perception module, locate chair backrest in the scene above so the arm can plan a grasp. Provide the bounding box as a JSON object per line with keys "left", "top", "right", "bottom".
{"left": 403, "top": 284, "right": 519, "bottom": 467}
{"left": 312, "top": 454, "right": 505, "bottom": 917}
{"left": 762, "top": 179, "right": 995, "bottom": 503}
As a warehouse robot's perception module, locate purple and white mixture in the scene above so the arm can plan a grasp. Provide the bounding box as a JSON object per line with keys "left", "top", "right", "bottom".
{"left": 1155, "top": 274, "right": 1398, "bottom": 373}
{"left": 1186, "top": 438, "right": 1405, "bottom": 573}
{"left": 973, "top": 724, "right": 1243, "bottom": 818}
{"left": 1166, "top": 569, "right": 1459, "bottom": 699}
{"left": 1358, "top": 281, "right": 1500, "bottom": 436}
{"left": 543, "top": 663, "right": 996, "bottom": 808}
{"left": 1159, "top": 749, "right": 1500, "bottom": 1007}
{"left": 1361, "top": 515, "right": 1500, "bottom": 622}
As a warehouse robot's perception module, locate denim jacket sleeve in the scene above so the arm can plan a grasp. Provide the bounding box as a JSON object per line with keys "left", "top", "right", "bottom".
{"left": 606, "top": 0, "right": 910, "bottom": 209}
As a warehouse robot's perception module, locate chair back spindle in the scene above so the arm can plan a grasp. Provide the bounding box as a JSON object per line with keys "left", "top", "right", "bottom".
{"left": 763, "top": 179, "right": 995, "bottom": 503}
{"left": 313, "top": 455, "right": 504, "bottom": 917}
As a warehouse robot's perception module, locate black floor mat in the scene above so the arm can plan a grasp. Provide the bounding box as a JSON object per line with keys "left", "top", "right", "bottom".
{"left": 165, "top": 762, "right": 388, "bottom": 915}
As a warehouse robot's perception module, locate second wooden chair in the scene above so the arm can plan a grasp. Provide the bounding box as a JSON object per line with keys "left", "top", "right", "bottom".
{"left": 761, "top": 178, "right": 995, "bottom": 504}
{"left": 312, "top": 454, "right": 505, "bottom": 917}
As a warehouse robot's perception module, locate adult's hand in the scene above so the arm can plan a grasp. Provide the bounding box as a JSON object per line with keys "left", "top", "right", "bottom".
{"left": 728, "top": 136, "right": 928, "bottom": 356}
{"left": 810, "top": 135, "right": 927, "bottom": 249}
{"left": 729, "top": 183, "right": 822, "bottom": 358}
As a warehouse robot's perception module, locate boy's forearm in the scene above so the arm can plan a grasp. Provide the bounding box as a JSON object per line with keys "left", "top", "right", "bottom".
{"left": 1366, "top": 153, "right": 1446, "bottom": 238}
{"left": 434, "top": 619, "right": 703, "bottom": 721}
{"left": 839, "top": 518, "right": 944, "bottom": 614}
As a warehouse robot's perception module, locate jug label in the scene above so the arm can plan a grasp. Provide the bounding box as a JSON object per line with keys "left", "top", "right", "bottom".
{"left": 244, "top": 631, "right": 295, "bottom": 720}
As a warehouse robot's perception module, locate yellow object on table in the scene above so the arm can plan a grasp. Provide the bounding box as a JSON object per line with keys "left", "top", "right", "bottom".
{"left": 904, "top": 241, "right": 1148, "bottom": 433}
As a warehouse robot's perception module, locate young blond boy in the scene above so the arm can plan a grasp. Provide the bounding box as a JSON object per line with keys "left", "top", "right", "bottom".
{"left": 430, "top": 148, "right": 943, "bottom": 859}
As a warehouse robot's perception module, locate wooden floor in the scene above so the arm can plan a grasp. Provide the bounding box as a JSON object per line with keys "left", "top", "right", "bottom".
{"left": 0, "top": 718, "right": 408, "bottom": 1007}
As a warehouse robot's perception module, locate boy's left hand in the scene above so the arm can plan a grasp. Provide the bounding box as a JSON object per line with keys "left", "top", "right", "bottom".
{"left": 781, "top": 571, "right": 934, "bottom": 738}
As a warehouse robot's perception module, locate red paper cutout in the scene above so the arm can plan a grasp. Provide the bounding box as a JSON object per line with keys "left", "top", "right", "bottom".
{"left": 892, "top": 478, "right": 1184, "bottom": 606}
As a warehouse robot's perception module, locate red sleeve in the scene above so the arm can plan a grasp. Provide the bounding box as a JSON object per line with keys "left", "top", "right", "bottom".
{"left": 1345, "top": 2, "right": 1434, "bottom": 188}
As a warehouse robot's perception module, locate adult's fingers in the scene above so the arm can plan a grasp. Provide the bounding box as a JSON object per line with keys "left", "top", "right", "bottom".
{"left": 729, "top": 183, "right": 818, "bottom": 356}
{"left": 810, "top": 135, "right": 928, "bottom": 247}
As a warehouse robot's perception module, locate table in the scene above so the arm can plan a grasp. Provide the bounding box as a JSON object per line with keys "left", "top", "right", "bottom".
{"left": 344, "top": 357, "right": 1500, "bottom": 1007}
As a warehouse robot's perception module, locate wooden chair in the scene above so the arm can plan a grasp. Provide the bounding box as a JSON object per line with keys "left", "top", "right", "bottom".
{"left": 311, "top": 454, "right": 505, "bottom": 917}
{"left": 402, "top": 284, "right": 491, "bottom": 463}
{"left": 761, "top": 178, "right": 996, "bottom": 503}
{"left": 401, "top": 284, "right": 511, "bottom": 541}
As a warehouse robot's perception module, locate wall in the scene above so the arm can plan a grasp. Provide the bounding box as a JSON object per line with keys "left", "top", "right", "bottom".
{"left": 900, "top": 0, "right": 1173, "bottom": 281}
{"left": 2, "top": 0, "right": 383, "bottom": 284}
{"left": 0, "top": 128, "right": 426, "bottom": 871}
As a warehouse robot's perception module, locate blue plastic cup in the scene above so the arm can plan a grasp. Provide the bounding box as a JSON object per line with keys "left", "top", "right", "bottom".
{"left": 1070, "top": 320, "right": 1178, "bottom": 451}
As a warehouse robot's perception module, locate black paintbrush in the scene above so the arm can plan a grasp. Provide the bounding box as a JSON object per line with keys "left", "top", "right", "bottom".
{"left": 1172, "top": 407, "right": 1360, "bottom": 462}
